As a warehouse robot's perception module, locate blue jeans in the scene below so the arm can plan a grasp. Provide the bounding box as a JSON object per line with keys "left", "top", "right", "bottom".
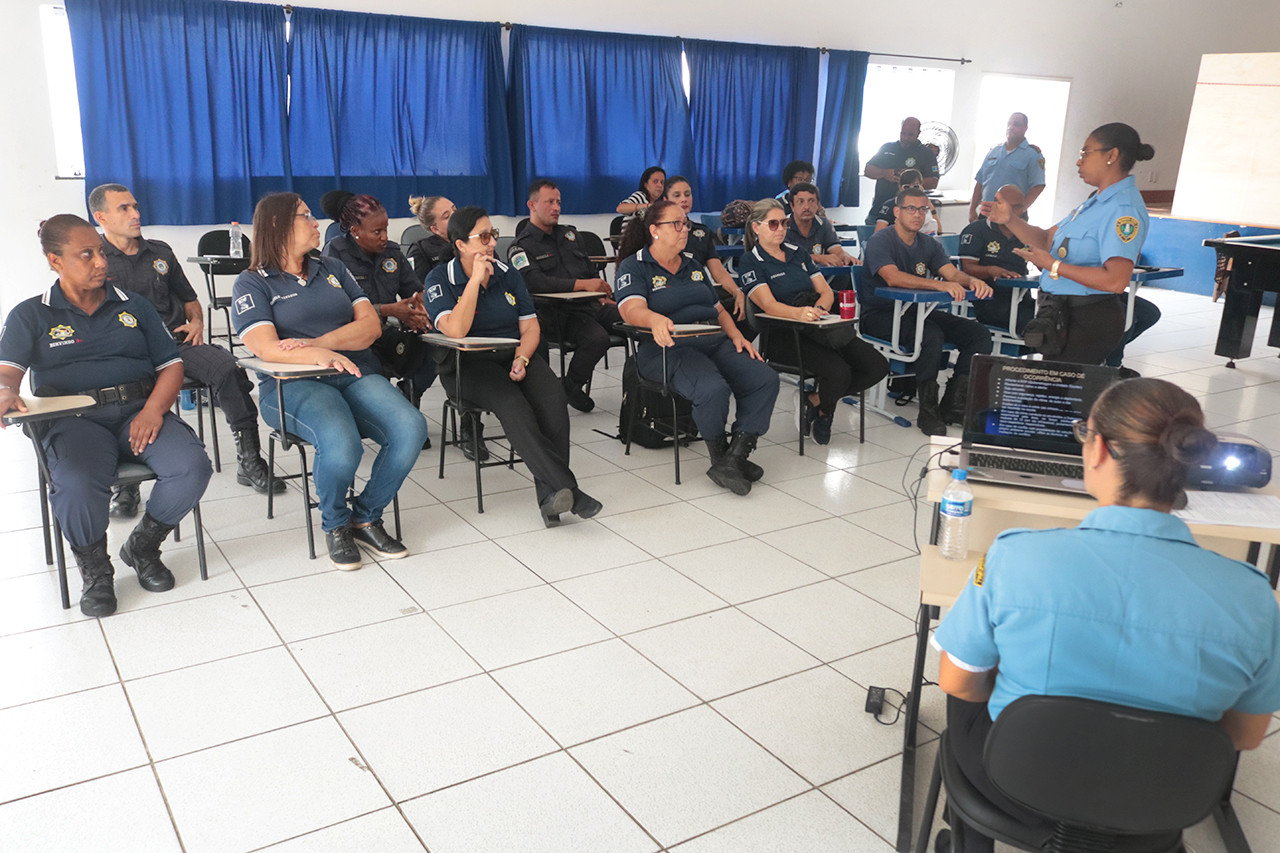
{"left": 260, "top": 374, "right": 429, "bottom": 532}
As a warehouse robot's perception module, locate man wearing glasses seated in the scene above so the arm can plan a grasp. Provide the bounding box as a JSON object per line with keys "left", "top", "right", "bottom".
{"left": 507, "top": 179, "right": 622, "bottom": 413}
{"left": 861, "top": 186, "right": 993, "bottom": 436}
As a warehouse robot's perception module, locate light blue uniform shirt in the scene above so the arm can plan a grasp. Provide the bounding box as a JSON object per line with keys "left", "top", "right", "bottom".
{"left": 1040, "top": 175, "right": 1149, "bottom": 296}
{"left": 974, "top": 140, "right": 1046, "bottom": 200}
{"left": 933, "top": 505, "right": 1280, "bottom": 721}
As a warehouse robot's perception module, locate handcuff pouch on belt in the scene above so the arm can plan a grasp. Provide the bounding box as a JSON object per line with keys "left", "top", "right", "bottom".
{"left": 1023, "top": 294, "right": 1069, "bottom": 357}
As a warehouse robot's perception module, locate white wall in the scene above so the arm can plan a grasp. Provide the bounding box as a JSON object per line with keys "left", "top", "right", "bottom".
{"left": 5, "top": 0, "right": 1279, "bottom": 316}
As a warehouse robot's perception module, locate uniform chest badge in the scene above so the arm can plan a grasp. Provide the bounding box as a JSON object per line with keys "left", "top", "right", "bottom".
{"left": 915, "top": 262, "right": 927, "bottom": 276}
{"left": 49, "top": 324, "right": 75, "bottom": 340}
{"left": 1115, "top": 216, "right": 1140, "bottom": 243}
{"left": 565, "top": 231, "right": 576, "bottom": 242}
{"left": 1057, "top": 245, "right": 1068, "bottom": 258}
{"left": 987, "top": 241, "right": 1000, "bottom": 255}
{"left": 152, "top": 259, "right": 169, "bottom": 275}
{"left": 118, "top": 311, "right": 138, "bottom": 328}
{"left": 691, "top": 270, "right": 704, "bottom": 282}
{"left": 505, "top": 291, "right": 516, "bottom": 306}
{"left": 905, "top": 157, "right": 917, "bottom": 168}
{"left": 651, "top": 276, "right": 667, "bottom": 290}
{"left": 381, "top": 258, "right": 397, "bottom": 273}
{"left": 692, "top": 229, "right": 705, "bottom": 239}
{"left": 511, "top": 250, "right": 530, "bottom": 270}
{"left": 327, "top": 274, "right": 341, "bottom": 288}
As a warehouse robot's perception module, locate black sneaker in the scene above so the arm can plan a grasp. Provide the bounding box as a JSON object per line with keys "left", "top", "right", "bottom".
{"left": 563, "top": 376, "right": 595, "bottom": 413}
{"left": 350, "top": 521, "right": 408, "bottom": 560}
{"left": 811, "top": 412, "right": 834, "bottom": 445}
{"left": 325, "top": 526, "right": 362, "bottom": 571}
{"left": 108, "top": 483, "right": 141, "bottom": 519}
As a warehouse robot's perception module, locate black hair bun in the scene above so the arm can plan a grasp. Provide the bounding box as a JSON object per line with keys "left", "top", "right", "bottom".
{"left": 1135, "top": 143, "right": 1155, "bottom": 162}
{"left": 319, "top": 189, "right": 354, "bottom": 221}
{"left": 1161, "top": 419, "right": 1216, "bottom": 465}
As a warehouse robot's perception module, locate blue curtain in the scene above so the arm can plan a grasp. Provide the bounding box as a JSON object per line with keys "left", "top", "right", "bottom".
{"left": 508, "top": 26, "right": 694, "bottom": 215}
{"left": 288, "top": 9, "right": 513, "bottom": 217}
{"left": 817, "top": 50, "right": 870, "bottom": 208}
{"left": 66, "top": 0, "right": 289, "bottom": 225}
{"left": 684, "top": 39, "right": 820, "bottom": 207}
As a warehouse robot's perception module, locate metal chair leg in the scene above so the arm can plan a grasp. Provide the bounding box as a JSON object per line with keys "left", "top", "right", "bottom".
{"left": 915, "top": 747, "right": 944, "bottom": 853}
{"left": 192, "top": 503, "right": 208, "bottom": 580}
{"left": 266, "top": 435, "right": 277, "bottom": 519}
{"left": 53, "top": 516, "right": 70, "bottom": 611}
{"left": 299, "top": 444, "right": 315, "bottom": 560}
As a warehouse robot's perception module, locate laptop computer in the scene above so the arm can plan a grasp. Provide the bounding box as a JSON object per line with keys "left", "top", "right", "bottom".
{"left": 956, "top": 355, "right": 1120, "bottom": 494}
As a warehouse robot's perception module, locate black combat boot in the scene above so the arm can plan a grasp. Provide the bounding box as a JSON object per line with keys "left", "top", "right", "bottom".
{"left": 234, "top": 428, "right": 286, "bottom": 494}
{"left": 108, "top": 483, "right": 140, "bottom": 519}
{"left": 939, "top": 375, "right": 970, "bottom": 426}
{"left": 705, "top": 434, "right": 751, "bottom": 496}
{"left": 727, "top": 431, "right": 763, "bottom": 483}
{"left": 916, "top": 381, "right": 947, "bottom": 436}
{"left": 118, "top": 512, "right": 177, "bottom": 592}
{"left": 460, "top": 414, "right": 490, "bottom": 462}
{"left": 70, "top": 538, "right": 117, "bottom": 617}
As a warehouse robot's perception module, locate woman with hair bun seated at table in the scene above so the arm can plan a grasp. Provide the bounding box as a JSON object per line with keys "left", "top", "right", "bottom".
{"left": 0, "top": 214, "right": 212, "bottom": 616}
{"left": 614, "top": 201, "right": 779, "bottom": 496}
{"left": 738, "top": 198, "right": 889, "bottom": 446}
{"left": 931, "top": 377, "right": 1280, "bottom": 853}
{"left": 231, "top": 193, "right": 429, "bottom": 571}
{"left": 422, "top": 206, "right": 601, "bottom": 527}
{"left": 406, "top": 194, "right": 456, "bottom": 283}
{"left": 320, "top": 190, "right": 437, "bottom": 430}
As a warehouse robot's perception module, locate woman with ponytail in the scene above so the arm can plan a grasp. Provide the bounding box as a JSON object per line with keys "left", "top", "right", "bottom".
{"left": 931, "top": 377, "right": 1280, "bottom": 852}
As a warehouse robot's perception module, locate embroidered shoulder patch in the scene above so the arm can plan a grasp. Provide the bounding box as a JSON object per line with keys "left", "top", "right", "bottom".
{"left": 510, "top": 250, "right": 530, "bottom": 270}
{"left": 972, "top": 553, "right": 986, "bottom": 587}
{"left": 1115, "top": 216, "right": 1140, "bottom": 243}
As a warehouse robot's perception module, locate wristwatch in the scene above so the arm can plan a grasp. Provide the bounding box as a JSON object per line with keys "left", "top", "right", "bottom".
{"left": 1049, "top": 260, "right": 1062, "bottom": 280}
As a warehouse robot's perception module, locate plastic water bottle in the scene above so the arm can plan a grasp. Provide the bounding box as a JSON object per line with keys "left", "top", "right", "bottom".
{"left": 938, "top": 468, "right": 974, "bottom": 560}
{"left": 180, "top": 389, "right": 195, "bottom": 410}
{"left": 228, "top": 221, "right": 243, "bottom": 258}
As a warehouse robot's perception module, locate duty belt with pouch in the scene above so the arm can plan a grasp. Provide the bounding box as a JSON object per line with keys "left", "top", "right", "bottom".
{"left": 1023, "top": 292, "right": 1116, "bottom": 356}
{"left": 81, "top": 377, "right": 157, "bottom": 406}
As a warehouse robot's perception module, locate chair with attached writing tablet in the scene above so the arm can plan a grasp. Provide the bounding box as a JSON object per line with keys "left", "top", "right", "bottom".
{"left": 237, "top": 358, "right": 401, "bottom": 559}
{"left": 617, "top": 324, "right": 706, "bottom": 485}
{"left": 5, "top": 395, "right": 208, "bottom": 610}
{"left": 193, "top": 230, "right": 252, "bottom": 352}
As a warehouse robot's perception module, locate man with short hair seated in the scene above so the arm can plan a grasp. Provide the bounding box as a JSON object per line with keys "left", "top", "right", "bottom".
{"left": 784, "top": 183, "right": 857, "bottom": 268}
{"left": 507, "top": 179, "right": 622, "bottom": 412}
{"left": 861, "top": 186, "right": 993, "bottom": 435}
{"left": 958, "top": 184, "right": 1036, "bottom": 335}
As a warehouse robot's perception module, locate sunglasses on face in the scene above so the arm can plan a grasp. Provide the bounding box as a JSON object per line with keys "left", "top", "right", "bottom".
{"left": 467, "top": 228, "right": 500, "bottom": 244}
{"left": 761, "top": 217, "right": 790, "bottom": 231}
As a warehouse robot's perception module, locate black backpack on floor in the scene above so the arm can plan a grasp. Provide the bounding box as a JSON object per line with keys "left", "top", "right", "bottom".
{"left": 618, "top": 355, "right": 699, "bottom": 449}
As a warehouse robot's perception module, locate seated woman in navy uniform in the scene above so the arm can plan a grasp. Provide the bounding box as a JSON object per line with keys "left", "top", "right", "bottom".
{"left": 231, "top": 193, "right": 429, "bottom": 571}
{"left": 406, "top": 195, "right": 455, "bottom": 283}
{"left": 320, "top": 190, "right": 437, "bottom": 435}
{"left": 615, "top": 201, "right": 779, "bottom": 496}
{"left": 932, "top": 377, "right": 1280, "bottom": 853}
{"left": 738, "top": 199, "right": 889, "bottom": 446}
{"left": 0, "top": 214, "right": 212, "bottom": 617}
{"left": 656, "top": 175, "right": 750, "bottom": 338}
{"left": 422, "top": 206, "right": 601, "bottom": 527}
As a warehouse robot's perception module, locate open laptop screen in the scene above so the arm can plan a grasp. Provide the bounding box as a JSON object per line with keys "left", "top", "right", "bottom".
{"left": 963, "top": 356, "right": 1119, "bottom": 456}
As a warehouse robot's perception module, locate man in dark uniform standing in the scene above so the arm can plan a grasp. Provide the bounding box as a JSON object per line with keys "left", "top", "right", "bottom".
{"left": 863, "top": 117, "right": 940, "bottom": 225}
{"left": 89, "top": 183, "right": 281, "bottom": 517}
{"left": 507, "top": 179, "right": 622, "bottom": 412}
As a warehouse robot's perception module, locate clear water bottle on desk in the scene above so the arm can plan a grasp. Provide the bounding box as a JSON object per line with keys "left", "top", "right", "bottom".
{"left": 228, "top": 221, "right": 243, "bottom": 258}
{"left": 938, "top": 468, "right": 973, "bottom": 560}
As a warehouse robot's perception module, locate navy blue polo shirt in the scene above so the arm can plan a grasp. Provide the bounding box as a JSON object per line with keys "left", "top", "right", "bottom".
{"left": 683, "top": 224, "right": 719, "bottom": 267}
{"left": 737, "top": 243, "right": 821, "bottom": 304}
{"left": 102, "top": 235, "right": 199, "bottom": 331}
{"left": 784, "top": 215, "right": 840, "bottom": 260}
{"left": 0, "top": 282, "right": 181, "bottom": 395}
{"left": 422, "top": 258, "right": 536, "bottom": 339}
{"left": 865, "top": 140, "right": 940, "bottom": 213}
{"left": 615, "top": 248, "right": 718, "bottom": 325}
{"left": 230, "top": 254, "right": 381, "bottom": 380}
{"left": 957, "top": 219, "right": 1028, "bottom": 278}
{"left": 861, "top": 228, "right": 951, "bottom": 313}
{"left": 322, "top": 233, "right": 420, "bottom": 307}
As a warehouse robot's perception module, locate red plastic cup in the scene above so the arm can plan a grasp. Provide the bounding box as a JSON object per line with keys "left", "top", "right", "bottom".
{"left": 838, "top": 289, "right": 856, "bottom": 320}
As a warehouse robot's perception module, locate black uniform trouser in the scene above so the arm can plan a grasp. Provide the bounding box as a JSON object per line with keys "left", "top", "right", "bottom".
{"left": 543, "top": 302, "right": 623, "bottom": 386}
{"left": 1047, "top": 293, "right": 1124, "bottom": 366}
{"left": 43, "top": 399, "right": 212, "bottom": 547}
{"left": 178, "top": 342, "right": 258, "bottom": 433}
{"left": 944, "top": 696, "right": 1042, "bottom": 853}
{"left": 636, "top": 336, "right": 779, "bottom": 440}
{"left": 441, "top": 355, "right": 576, "bottom": 504}
{"left": 764, "top": 330, "right": 889, "bottom": 415}
{"left": 860, "top": 307, "right": 992, "bottom": 387}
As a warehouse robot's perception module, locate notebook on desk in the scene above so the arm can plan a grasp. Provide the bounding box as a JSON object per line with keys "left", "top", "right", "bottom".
{"left": 956, "top": 355, "right": 1120, "bottom": 494}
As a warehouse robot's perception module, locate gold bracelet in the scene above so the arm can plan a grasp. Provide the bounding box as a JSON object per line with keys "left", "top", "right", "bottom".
{"left": 1049, "top": 260, "right": 1061, "bottom": 280}
{"left": 515, "top": 354, "right": 530, "bottom": 366}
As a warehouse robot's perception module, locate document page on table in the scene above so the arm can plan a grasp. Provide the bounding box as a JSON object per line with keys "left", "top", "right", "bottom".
{"left": 1174, "top": 491, "right": 1280, "bottom": 528}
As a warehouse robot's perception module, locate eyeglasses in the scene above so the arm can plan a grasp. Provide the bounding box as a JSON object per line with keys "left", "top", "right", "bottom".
{"left": 654, "top": 219, "right": 690, "bottom": 232}
{"left": 898, "top": 205, "right": 930, "bottom": 215}
{"left": 466, "top": 228, "right": 500, "bottom": 244}
{"left": 294, "top": 212, "right": 317, "bottom": 222}
{"left": 761, "top": 217, "right": 790, "bottom": 231}
{"left": 1071, "top": 419, "right": 1120, "bottom": 458}
{"left": 1078, "top": 147, "right": 1108, "bottom": 158}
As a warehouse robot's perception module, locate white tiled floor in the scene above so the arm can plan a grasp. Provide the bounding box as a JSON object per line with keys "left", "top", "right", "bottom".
{"left": 3, "top": 288, "right": 1280, "bottom": 851}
